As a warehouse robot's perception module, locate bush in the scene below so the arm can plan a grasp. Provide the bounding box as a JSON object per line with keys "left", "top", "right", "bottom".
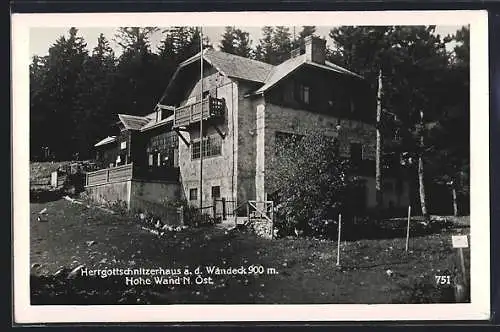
{"left": 268, "top": 132, "right": 362, "bottom": 237}
{"left": 106, "top": 200, "right": 129, "bottom": 215}
{"left": 151, "top": 199, "right": 219, "bottom": 227}
{"left": 62, "top": 171, "right": 85, "bottom": 196}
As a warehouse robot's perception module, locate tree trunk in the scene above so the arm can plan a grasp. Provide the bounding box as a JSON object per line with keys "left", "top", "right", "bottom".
{"left": 418, "top": 154, "right": 429, "bottom": 221}
{"left": 375, "top": 69, "right": 383, "bottom": 209}
{"left": 418, "top": 111, "right": 429, "bottom": 222}
{"left": 452, "top": 185, "right": 459, "bottom": 217}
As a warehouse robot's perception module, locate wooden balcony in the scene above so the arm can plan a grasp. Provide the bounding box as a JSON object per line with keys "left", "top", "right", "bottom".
{"left": 86, "top": 163, "right": 179, "bottom": 186}
{"left": 172, "top": 96, "right": 225, "bottom": 129}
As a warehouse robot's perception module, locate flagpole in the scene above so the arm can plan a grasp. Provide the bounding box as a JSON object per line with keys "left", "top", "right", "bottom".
{"left": 199, "top": 26, "right": 204, "bottom": 212}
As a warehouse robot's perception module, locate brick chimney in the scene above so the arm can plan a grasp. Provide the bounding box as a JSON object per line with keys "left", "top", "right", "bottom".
{"left": 304, "top": 36, "right": 326, "bottom": 65}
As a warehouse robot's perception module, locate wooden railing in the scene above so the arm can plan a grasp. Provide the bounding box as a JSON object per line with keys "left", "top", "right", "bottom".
{"left": 173, "top": 96, "right": 225, "bottom": 128}
{"left": 85, "top": 163, "right": 133, "bottom": 186}
{"left": 85, "top": 163, "right": 180, "bottom": 186}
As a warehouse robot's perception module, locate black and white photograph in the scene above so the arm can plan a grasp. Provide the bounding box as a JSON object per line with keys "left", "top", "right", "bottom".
{"left": 12, "top": 11, "right": 490, "bottom": 323}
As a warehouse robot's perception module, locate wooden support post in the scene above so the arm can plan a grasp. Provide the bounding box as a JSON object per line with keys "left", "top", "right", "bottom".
{"left": 213, "top": 125, "right": 226, "bottom": 139}
{"left": 175, "top": 129, "right": 191, "bottom": 147}
{"left": 459, "top": 247, "right": 467, "bottom": 287}
{"left": 212, "top": 198, "right": 217, "bottom": 219}
{"left": 247, "top": 202, "right": 250, "bottom": 223}
{"left": 451, "top": 234, "right": 469, "bottom": 302}
{"left": 222, "top": 197, "right": 227, "bottom": 220}
{"left": 270, "top": 202, "right": 274, "bottom": 239}
{"left": 336, "top": 213, "right": 342, "bottom": 266}
{"left": 405, "top": 205, "right": 411, "bottom": 252}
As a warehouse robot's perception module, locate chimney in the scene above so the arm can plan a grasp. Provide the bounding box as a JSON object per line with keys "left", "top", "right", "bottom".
{"left": 304, "top": 36, "right": 326, "bottom": 64}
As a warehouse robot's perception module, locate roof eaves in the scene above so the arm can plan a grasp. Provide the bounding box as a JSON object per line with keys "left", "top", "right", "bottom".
{"left": 140, "top": 114, "right": 175, "bottom": 132}
{"left": 252, "top": 57, "right": 305, "bottom": 95}
{"left": 322, "top": 61, "right": 365, "bottom": 79}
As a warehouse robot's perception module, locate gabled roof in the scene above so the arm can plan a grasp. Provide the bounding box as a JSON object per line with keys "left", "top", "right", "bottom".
{"left": 254, "top": 54, "right": 307, "bottom": 94}
{"left": 140, "top": 113, "right": 175, "bottom": 132}
{"left": 181, "top": 48, "right": 274, "bottom": 83}
{"left": 253, "top": 54, "right": 364, "bottom": 95}
{"left": 118, "top": 114, "right": 151, "bottom": 131}
{"left": 163, "top": 48, "right": 363, "bottom": 103}
{"left": 94, "top": 136, "right": 116, "bottom": 147}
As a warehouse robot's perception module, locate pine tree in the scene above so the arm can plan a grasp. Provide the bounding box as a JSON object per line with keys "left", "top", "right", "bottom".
{"left": 255, "top": 26, "right": 274, "bottom": 63}
{"left": 292, "top": 26, "right": 316, "bottom": 49}
{"left": 37, "top": 27, "right": 88, "bottom": 160}
{"left": 219, "top": 27, "right": 253, "bottom": 58}
{"left": 219, "top": 27, "right": 237, "bottom": 55}
{"left": 111, "top": 27, "right": 163, "bottom": 116}
{"left": 30, "top": 55, "right": 49, "bottom": 159}
{"left": 329, "top": 25, "right": 454, "bottom": 220}
{"left": 73, "top": 33, "right": 116, "bottom": 158}
{"left": 271, "top": 26, "right": 292, "bottom": 64}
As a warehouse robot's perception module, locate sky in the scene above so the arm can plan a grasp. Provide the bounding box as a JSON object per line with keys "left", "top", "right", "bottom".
{"left": 29, "top": 25, "right": 463, "bottom": 59}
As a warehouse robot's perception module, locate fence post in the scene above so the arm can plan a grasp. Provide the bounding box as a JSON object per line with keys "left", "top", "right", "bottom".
{"left": 51, "top": 171, "right": 58, "bottom": 188}
{"left": 336, "top": 213, "right": 342, "bottom": 266}
{"left": 222, "top": 197, "right": 227, "bottom": 220}
{"left": 405, "top": 205, "right": 411, "bottom": 252}
{"left": 178, "top": 206, "right": 184, "bottom": 226}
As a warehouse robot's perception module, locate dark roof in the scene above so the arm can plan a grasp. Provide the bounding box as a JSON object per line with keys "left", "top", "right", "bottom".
{"left": 254, "top": 54, "right": 306, "bottom": 94}
{"left": 254, "top": 55, "right": 363, "bottom": 95}
{"left": 118, "top": 114, "right": 151, "bottom": 131}
{"left": 181, "top": 49, "right": 274, "bottom": 83}
{"left": 164, "top": 49, "right": 362, "bottom": 102}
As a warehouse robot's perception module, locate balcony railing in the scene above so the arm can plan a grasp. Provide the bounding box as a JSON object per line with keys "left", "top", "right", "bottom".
{"left": 173, "top": 96, "right": 225, "bottom": 129}
{"left": 85, "top": 163, "right": 180, "bottom": 186}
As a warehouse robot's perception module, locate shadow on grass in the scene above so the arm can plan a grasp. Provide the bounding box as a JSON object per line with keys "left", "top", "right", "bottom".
{"left": 339, "top": 218, "right": 465, "bottom": 242}
{"left": 30, "top": 188, "right": 65, "bottom": 203}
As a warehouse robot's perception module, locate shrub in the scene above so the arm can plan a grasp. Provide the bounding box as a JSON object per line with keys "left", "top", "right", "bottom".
{"left": 106, "top": 200, "right": 128, "bottom": 215}
{"left": 268, "top": 132, "right": 362, "bottom": 237}
{"left": 62, "top": 171, "right": 85, "bottom": 196}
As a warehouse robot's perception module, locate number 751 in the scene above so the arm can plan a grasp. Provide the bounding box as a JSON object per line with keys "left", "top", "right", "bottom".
{"left": 435, "top": 275, "right": 451, "bottom": 285}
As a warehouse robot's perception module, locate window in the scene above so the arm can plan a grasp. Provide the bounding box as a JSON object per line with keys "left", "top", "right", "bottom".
{"left": 211, "top": 186, "right": 221, "bottom": 199}
{"left": 302, "top": 86, "right": 310, "bottom": 104}
{"left": 147, "top": 131, "right": 178, "bottom": 168}
{"left": 189, "top": 188, "right": 198, "bottom": 201}
{"left": 295, "top": 82, "right": 310, "bottom": 105}
{"left": 350, "top": 143, "right": 363, "bottom": 163}
{"left": 191, "top": 135, "right": 222, "bottom": 160}
{"left": 202, "top": 91, "right": 210, "bottom": 99}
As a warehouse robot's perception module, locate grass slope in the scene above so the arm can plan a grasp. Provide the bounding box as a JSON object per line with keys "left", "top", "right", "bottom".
{"left": 30, "top": 199, "right": 470, "bottom": 304}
